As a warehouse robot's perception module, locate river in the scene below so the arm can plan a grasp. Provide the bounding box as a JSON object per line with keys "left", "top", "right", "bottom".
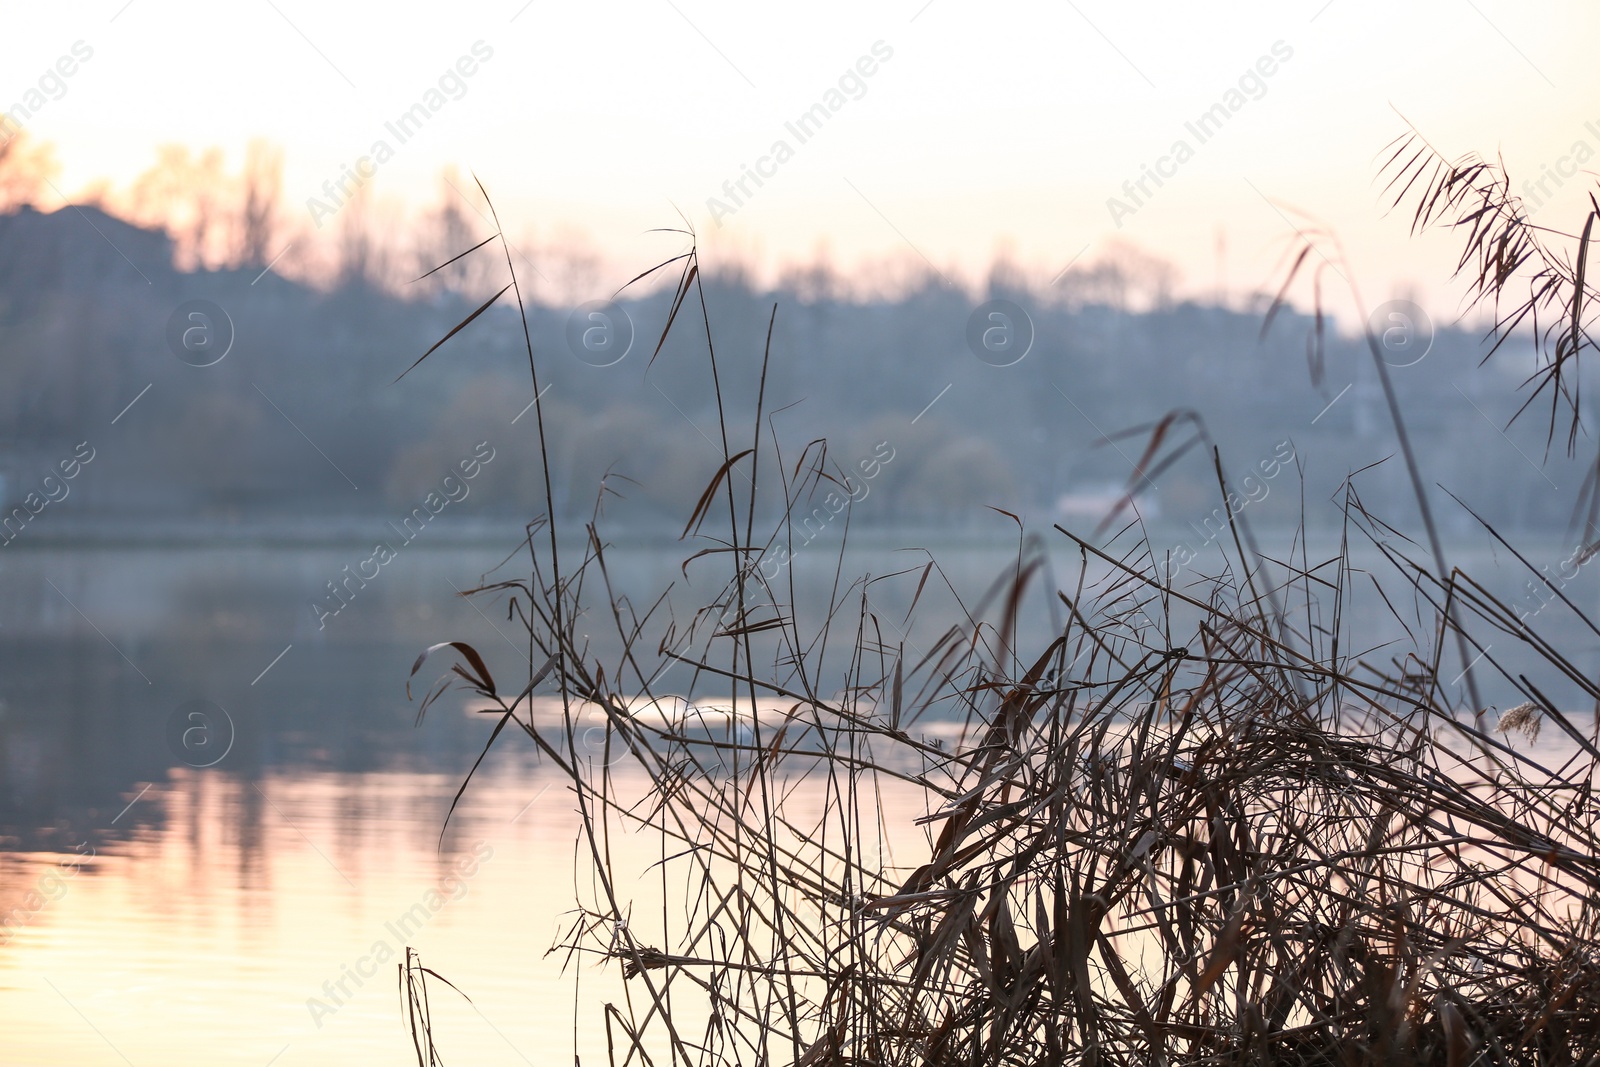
{"left": 2, "top": 531, "right": 1596, "bottom": 1063}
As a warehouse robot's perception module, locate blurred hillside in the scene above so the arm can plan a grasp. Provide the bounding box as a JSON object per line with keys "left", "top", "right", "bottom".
{"left": 0, "top": 191, "right": 1575, "bottom": 545}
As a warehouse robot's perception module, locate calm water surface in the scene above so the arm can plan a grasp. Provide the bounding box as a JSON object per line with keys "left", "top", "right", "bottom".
{"left": 2, "top": 535, "right": 1595, "bottom": 1064}
{"left": 0, "top": 539, "right": 974, "bottom": 1065}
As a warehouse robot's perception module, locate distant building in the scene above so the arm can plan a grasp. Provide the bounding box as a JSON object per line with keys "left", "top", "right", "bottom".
{"left": 0, "top": 203, "right": 174, "bottom": 295}
{"left": 1056, "top": 484, "right": 1159, "bottom": 524}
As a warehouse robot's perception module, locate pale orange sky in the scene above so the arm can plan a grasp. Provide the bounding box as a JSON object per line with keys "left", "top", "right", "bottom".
{"left": 7, "top": 0, "right": 1600, "bottom": 318}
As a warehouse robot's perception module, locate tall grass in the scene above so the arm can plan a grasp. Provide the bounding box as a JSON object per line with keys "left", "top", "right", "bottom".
{"left": 398, "top": 157, "right": 1600, "bottom": 1064}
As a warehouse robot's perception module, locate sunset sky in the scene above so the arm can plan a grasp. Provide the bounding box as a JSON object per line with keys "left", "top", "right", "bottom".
{"left": 9, "top": 0, "right": 1600, "bottom": 316}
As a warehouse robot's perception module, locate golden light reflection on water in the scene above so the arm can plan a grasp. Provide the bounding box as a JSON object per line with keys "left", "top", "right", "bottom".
{"left": 1, "top": 751, "right": 946, "bottom": 1067}
{"left": 0, "top": 764, "right": 639, "bottom": 1066}
{"left": 5, "top": 707, "right": 1582, "bottom": 1066}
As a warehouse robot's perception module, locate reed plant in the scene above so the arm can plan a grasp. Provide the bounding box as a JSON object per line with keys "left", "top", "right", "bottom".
{"left": 397, "top": 157, "right": 1600, "bottom": 1064}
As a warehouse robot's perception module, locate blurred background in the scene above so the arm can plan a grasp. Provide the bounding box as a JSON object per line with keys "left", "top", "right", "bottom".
{"left": 3, "top": 1, "right": 1599, "bottom": 1063}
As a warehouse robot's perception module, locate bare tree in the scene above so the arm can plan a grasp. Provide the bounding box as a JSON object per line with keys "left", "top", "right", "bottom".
{"left": 235, "top": 139, "right": 283, "bottom": 269}
{"left": 1053, "top": 239, "right": 1179, "bottom": 312}
{"left": 124, "top": 144, "right": 226, "bottom": 268}
{"left": 334, "top": 189, "right": 401, "bottom": 290}
{"left": 0, "top": 132, "right": 56, "bottom": 212}
{"left": 545, "top": 224, "right": 602, "bottom": 306}
{"left": 776, "top": 242, "right": 843, "bottom": 302}
{"left": 415, "top": 168, "right": 496, "bottom": 297}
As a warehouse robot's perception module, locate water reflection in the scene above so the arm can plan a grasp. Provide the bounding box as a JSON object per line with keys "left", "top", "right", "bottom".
{"left": 0, "top": 762, "right": 608, "bottom": 1065}
{"left": 4, "top": 537, "right": 1599, "bottom": 1063}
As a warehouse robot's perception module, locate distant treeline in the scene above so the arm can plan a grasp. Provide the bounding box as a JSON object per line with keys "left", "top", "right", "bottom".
{"left": 0, "top": 200, "right": 1574, "bottom": 539}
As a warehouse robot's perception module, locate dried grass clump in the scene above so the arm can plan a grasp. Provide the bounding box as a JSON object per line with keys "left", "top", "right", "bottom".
{"left": 1497, "top": 701, "right": 1543, "bottom": 742}
{"left": 398, "top": 194, "right": 1600, "bottom": 1065}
